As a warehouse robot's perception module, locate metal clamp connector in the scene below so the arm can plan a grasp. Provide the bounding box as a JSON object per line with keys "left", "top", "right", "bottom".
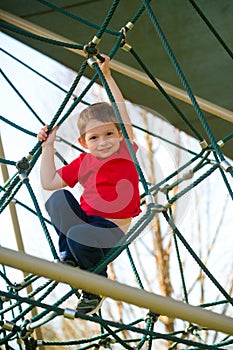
{"left": 2, "top": 321, "right": 15, "bottom": 331}
{"left": 87, "top": 57, "right": 97, "bottom": 68}
{"left": 26, "top": 153, "right": 33, "bottom": 161}
{"left": 164, "top": 202, "right": 172, "bottom": 210}
{"left": 220, "top": 160, "right": 232, "bottom": 172}
{"left": 217, "top": 139, "right": 224, "bottom": 148}
{"left": 199, "top": 139, "right": 208, "bottom": 149}
{"left": 182, "top": 169, "right": 194, "bottom": 180}
{"left": 160, "top": 184, "right": 170, "bottom": 194}
{"left": 152, "top": 204, "right": 166, "bottom": 212}
{"left": 121, "top": 43, "right": 132, "bottom": 52}
{"left": 19, "top": 173, "right": 28, "bottom": 183}
{"left": 64, "top": 308, "right": 76, "bottom": 319}
{"left": 145, "top": 194, "right": 154, "bottom": 205}
{"left": 91, "top": 36, "right": 101, "bottom": 45}
{"left": 83, "top": 42, "right": 99, "bottom": 57}
{"left": 120, "top": 23, "right": 133, "bottom": 50}
{"left": 125, "top": 21, "right": 134, "bottom": 31}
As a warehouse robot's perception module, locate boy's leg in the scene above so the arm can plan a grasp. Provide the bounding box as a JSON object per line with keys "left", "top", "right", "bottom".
{"left": 66, "top": 226, "right": 108, "bottom": 277}
{"left": 66, "top": 219, "right": 124, "bottom": 315}
{"left": 45, "top": 189, "right": 88, "bottom": 263}
{"left": 66, "top": 218, "right": 124, "bottom": 276}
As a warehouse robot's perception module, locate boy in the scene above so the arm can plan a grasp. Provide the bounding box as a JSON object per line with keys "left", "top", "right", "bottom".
{"left": 37, "top": 55, "right": 141, "bottom": 315}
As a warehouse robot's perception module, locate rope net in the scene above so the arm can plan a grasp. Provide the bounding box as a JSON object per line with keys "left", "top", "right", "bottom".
{"left": 0, "top": 1, "right": 233, "bottom": 349}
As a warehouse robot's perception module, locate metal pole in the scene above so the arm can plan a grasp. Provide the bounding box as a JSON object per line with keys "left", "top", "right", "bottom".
{"left": 0, "top": 246, "right": 233, "bottom": 336}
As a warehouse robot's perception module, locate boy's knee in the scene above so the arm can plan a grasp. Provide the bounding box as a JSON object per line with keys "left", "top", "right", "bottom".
{"left": 67, "top": 225, "right": 98, "bottom": 248}
{"left": 67, "top": 226, "right": 82, "bottom": 244}
{"left": 45, "top": 189, "right": 68, "bottom": 213}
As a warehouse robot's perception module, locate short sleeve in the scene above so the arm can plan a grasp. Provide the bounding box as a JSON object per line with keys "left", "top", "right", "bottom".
{"left": 57, "top": 154, "right": 85, "bottom": 188}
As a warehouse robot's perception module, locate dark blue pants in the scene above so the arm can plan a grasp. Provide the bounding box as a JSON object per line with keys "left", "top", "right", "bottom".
{"left": 45, "top": 189, "right": 124, "bottom": 277}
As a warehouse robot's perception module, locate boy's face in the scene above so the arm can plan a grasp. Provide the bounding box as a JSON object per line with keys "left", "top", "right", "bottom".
{"left": 78, "top": 119, "right": 123, "bottom": 159}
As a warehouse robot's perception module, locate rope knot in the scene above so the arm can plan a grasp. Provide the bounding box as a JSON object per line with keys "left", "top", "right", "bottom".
{"left": 120, "top": 22, "right": 133, "bottom": 51}
{"left": 83, "top": 42, "right": 99, "bottom": 57}
{"left": 186, "top": 323, "right": 207, "bottom": 335}
{"left": 20, "top": 319, "right": 32, "bottom": 340}
{"left": 145, "top": 311, "right": 160, "bottom": 323}
{"left": 16, "top": 157, "right": 30, "bottom": 173}
{"left": 98, "top": 337, "right": 115, "bottom": 348}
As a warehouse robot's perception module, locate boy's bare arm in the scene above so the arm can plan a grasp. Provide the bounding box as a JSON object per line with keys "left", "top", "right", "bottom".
{"left": 98, "top": 55, "right": 134, "bottom": 142}
{"left": 37, "top": 125, "right": 67, "bottom": 190}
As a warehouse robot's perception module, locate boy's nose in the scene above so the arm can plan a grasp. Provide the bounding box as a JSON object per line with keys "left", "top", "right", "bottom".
{"left": 98, "top": 137, "right": 110, "bottom": 147}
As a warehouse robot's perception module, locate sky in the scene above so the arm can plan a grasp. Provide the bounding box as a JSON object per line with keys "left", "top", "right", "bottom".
{"left": 1, "top": 31, "right": 233, "bottom": 348}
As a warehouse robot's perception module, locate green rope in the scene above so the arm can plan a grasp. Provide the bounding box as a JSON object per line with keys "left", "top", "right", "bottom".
{"left": 136, "top": 317, "right": 153, "bottom": 349}
{"left": 0, "top": 157, "right": 16, "bottom": 166}
{"left": 126, "top": 247, "right": 144, "bottom": 290}
{"left": 0, "top": 270, "right": 13, "bottom": 286}
{"left": 129, "top": 48, "right": 204, "bottom": 141}
{"left": 29, "top": 59, "right": 88, "bottom": 159}
{"left": 168, "top": 206, "right": 189, "bottom": 304}
{"left": 94, "top": 61, "right": 150, "bottom": 194}
{"left": 30, "top": 288, "right": 74, "bottom": 324}
{"left": 141, "top": 149, "right": 206, "bottom": 202}
{"left": 167, "top": 163, "right": 219, "bottom": 206}
{"left": 188, "top": 0, "right": 233, "bottom": 59}
{"left": 141, "top": 1, "right": 228, "bottom": 165}
{"left": 1, "top": 69, "right": 44, "bottom": 125}
{"left": 221, "top": 132, "right": 233, "bottom": 144}
{"left": 0, "top": 187, "right": 51, "bottom": 225}
{"left": 133, "top": 123, "right": 200, "bottom": 156}
{"left": 1, "top": 48, "right": 78, "bottom": 100}
{"left": 0, "top": 20, "right": 83, "bottom": 50}
{"left": 0, "top": 176, "right": 22, "bottom": 213}
{"left": 163, "top": 211, "right": 233, "bottom": 306}
{"left": 93, "top": 206, "right": 155, "bottom": 275}
{"left": 213, "top": 152, "right": 233, "bottom": 200}
{"left": 94, "top": 0, "right": 121, "bottom": 40}
{"left": 1, "top": 1, "right": 232, "bottom": 348}
{"left": 130, "top": 0, "right": 152, "bottom": 25}
{"left": 35, "top": 0, "right": 119, "bottom": 36}
{"left": 41, "top": 312, "right": 229, "bottom": 350}
{"left": 17, "top": 283, "right": 59, "bottom": 324}
{"left": 24, "top": 179, "right": 59, "bottom": 260}
{"left": 95, "top": 321, "right": 134, "bottom": 350}
{"left": 0, "top": 115, "right": 37, "bottom": 137}
{"left": 200, "top": 297, "right": 233, "bottom": 309}
{"left": 0, "top": 280, "right": 55, "bottom": 318}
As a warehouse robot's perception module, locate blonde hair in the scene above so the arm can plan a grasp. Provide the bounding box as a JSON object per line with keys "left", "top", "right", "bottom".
{"left": 78, "top": 102, "right": 121, "bottom": 139}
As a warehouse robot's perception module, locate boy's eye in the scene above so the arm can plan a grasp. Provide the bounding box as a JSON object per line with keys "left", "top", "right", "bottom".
{"left": 106, "top": 132, "right": 113, "bottom": 136}
{"left": 89, "top": 135, "right": 97, "bottom": 140}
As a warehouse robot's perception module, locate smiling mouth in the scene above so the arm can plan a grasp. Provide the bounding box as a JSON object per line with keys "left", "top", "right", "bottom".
{"left": 99, "top": 147, "right": 112, "bottom": 152}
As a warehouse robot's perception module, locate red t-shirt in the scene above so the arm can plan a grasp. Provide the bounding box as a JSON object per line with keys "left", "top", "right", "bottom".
{"left": 57, "top": 139, "right": 141, "bottom": 219}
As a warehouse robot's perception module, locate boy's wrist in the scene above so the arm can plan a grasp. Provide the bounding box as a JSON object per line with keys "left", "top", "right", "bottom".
{"left": 104, "top": 73, "right": 112, "bottom": 81}
{"left": 41, "top": 143, "right": 54, "bottom": 151}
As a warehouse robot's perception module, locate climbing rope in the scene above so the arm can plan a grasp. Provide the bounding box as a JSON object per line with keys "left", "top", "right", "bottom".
{"left": 0, "top": 0, "right": 232, "bottom": 349}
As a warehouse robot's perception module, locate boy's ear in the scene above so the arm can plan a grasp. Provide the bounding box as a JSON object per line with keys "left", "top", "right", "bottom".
{"left": 119, "top": 130, "right": 123, "bottom": 140}
{"left": 78, "top": 136, "right": 88, "bottom": 149}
